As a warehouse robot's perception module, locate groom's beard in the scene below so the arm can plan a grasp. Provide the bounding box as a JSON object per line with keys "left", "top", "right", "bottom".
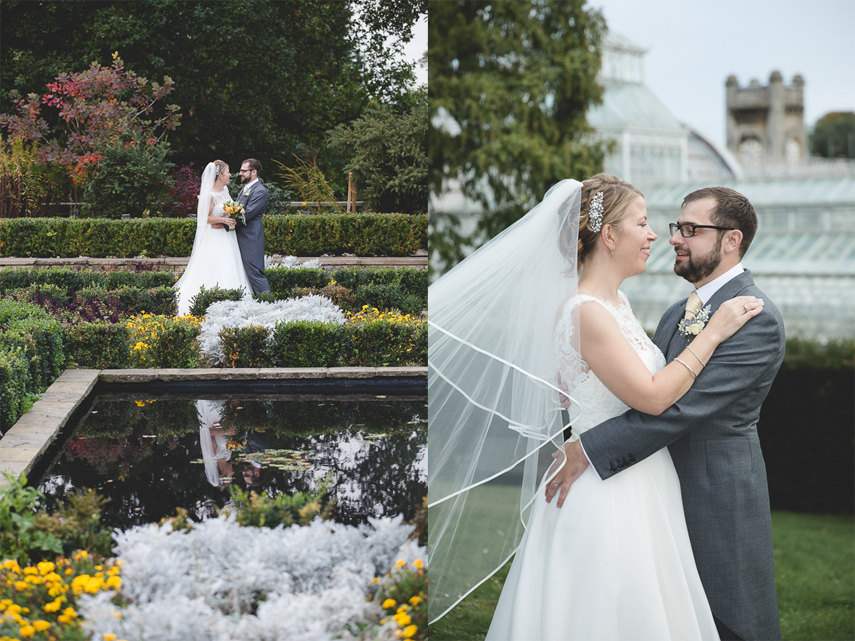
{"left": 674, "top": 235, "right": 723, "bottom": 283}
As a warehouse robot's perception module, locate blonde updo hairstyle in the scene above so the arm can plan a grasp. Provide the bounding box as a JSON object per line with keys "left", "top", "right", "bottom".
{"left": 213, "top": 159, "right": 228, "bottom": 178}
{"left": 568, "top": 173, "right": 644, "bottom": 265}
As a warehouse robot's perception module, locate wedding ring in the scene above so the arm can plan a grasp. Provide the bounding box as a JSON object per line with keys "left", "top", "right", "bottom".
{"left": 552, "top": 480, "right": 561, "bottom": 487}
{"left": 743, "top": 305, "right": 748, "bottom": 312}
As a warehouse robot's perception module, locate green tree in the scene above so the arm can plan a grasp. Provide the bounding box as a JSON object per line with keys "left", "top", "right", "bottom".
{"left": 811, "top": 112, "right": 855, "bottom": 159}
{"left": 0, "top": 0, "right": 423, "bottom": 174}
{"left": 327, "top": 86, "right": 427, "bottom": 214}
{"left": 429, "top": 0, "right": 606, "bottom": 275}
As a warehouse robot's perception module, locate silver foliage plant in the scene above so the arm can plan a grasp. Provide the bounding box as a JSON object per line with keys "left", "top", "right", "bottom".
{"left": 79, "top": 515, "right": 422, "bottom": 641}
{"left": 264, "top": 254, "right": 322, "bottom": 270}
{"left": 199, "top": 296, "right": 346, "bottom": 365}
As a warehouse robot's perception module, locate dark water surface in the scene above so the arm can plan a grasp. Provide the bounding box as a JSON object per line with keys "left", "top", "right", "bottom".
{"left": 36, "top": 394, "right": 427, "bottom": 530}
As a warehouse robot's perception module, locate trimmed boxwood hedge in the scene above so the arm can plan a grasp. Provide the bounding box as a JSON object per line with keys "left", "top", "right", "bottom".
{"left": 0, "top": 300, "right": 65, "bottom": 432}
{"left": 0, "top": 214, "right": 427, "bottom": 258}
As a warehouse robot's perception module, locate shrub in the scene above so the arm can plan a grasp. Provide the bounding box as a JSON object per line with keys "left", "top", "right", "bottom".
{"left": 343, "top": 307, "right": 427, "bottom": 367}
{"left": 269, "top": 321, "right": 343, "bottom": 367}
{"left": 0, "top": 346, "right": 29, "bottom": 433}
{"left": 0, "top": 474, "right": 63, "bottom": 564}
{"left": 353, "top": 282, "right": 423, "bottom": 316}
{"left": 32, "top": 489, "right": 114, "bottom": 558}
{"left": 112, "top": 285, "right": 178, "bottom": 317}
{"left": 266, "top": 266, "right": 329, "bottom": 293}
{"left": 0, "top": 214, "right": 427, "bottom": 257}
{"left": 295, "top": 284, "right": 358, "bottom": 312}
{"left": 81, "top": 132, "right": 174, "bottom": 218}
{"left": 326, "top": 89, "right": 427, "bottom": 215}
{"left": 126, "top": 313, "right": 202, "bottom": 368}
{"left": 0, "top": 299, "right": 64, "bottom": 392}
{"left": 167, "top": 163, "right": 201, "bottom": 217}
{"left": 63, "top": 322, "right": 132, "bottom": 368}
{"left": 188, "top": 285, "right": 245, "bottom": 317}
{"left": 275, "top": 152, "right": 338, "bottom": 214}
{"left": 219, "top": 324, "right": 272, "bottom": 368}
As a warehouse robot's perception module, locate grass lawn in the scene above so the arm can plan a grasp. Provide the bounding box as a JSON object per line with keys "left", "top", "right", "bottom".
{"left": 429, "top": 511, "right": 854, "bottom": 641}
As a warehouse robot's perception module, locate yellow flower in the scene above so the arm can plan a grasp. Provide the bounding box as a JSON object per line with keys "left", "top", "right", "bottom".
{"left": 395, "top": 559, "right": 406, "bottom": 568}
{"left": 398, "top": 614, "right": 412, "bottom": 626}
{"left": 106, "top": 575, "right": 122, "bottom": 589}
{"left": 37, "top": 561, "right": 55, "bottom": 575}
{"left": 403, "top": 624, "right": 418, "bottom": 638}
{"left": 382, "top": 598, "right": 396, "bottom": 609}
{"left": 32, "top": 621, "right": 50, "bottom": 632}
{"left": 18, "top": 625, "right": 35, "bottom": 638}
{"left": 73, "top": 550, "right": 88, "bottom": 561}
{"left": 104, "top": 634, "right": 118, "bottom": 641}
{"left": 62, "top": 607, "right": 78, "bottom": 618}
{"left": 14, "top": 580, "right": 28, "bottom": 591}
{"left": 409, "top": 595, "right": 422, "bottom": 606}
{"left": 44, "top": 600, "right": 62, "bottom": 613}
{"left": 22, "top": 567, "right": 37, "bottom": 575}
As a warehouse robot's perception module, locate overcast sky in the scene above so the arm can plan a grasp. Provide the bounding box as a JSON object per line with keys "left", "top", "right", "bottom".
{"left": 403, "top": 13, "right": 428, "bottom": 87}
{"left": 586, "top": 0, "right": 855, "bottom": 150}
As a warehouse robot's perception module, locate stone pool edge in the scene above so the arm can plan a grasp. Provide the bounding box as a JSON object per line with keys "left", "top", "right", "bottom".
{"left": 0, "top": 366, "right": 427, "bottom": 487}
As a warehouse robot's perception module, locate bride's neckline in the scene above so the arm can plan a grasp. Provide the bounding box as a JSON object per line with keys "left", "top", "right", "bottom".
{"left": 574, "top": 291, "right": 626, "bottom": 311}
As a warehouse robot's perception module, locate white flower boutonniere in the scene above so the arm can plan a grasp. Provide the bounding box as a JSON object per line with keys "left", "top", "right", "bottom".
{"left": 677, "top": 304, "right": 711, "bottom": 339}
{"left": 242, "top": 185, "right": 251, "bottom": 197}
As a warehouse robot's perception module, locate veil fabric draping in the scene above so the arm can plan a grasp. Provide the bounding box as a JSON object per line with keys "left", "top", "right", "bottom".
{"left": 427, "top": 179, "right": 585, "bottom": 623}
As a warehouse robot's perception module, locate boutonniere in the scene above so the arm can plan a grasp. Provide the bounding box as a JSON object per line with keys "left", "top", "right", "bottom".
{"left": 242, "top": 185, "right": 251, "bottom": 197}
{"left": 677, "top": 305, "right": 711, "bottom": 339}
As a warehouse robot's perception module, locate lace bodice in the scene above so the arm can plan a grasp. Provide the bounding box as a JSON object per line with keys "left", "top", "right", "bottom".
{"left": 211, "top": 187, "right": 230, "bottom": 208}
{"left": 553, "top": 291, "right": 666, "bottom": 438}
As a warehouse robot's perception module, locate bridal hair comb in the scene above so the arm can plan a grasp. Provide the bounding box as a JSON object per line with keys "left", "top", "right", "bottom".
{"left": 588, "top": 191, "right": 605, "bottom": 233}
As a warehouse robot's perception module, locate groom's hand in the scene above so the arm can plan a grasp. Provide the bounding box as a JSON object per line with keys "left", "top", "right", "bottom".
{"left": 544, "top": 440, "right": 589, "bottom": 508}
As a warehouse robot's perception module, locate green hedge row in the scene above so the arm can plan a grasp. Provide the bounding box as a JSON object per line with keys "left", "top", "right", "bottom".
{"left": 221, "top": 318, "right": 427, "bottom": 368}
{"left": 0, "top": 268, "right": 175, "bottom": 293}
{"left": 0, "top": 214, "right": 427, "bottom": 258}
{"left": 0, "top": 300, "right": 65, "bottom": 432}
{"left": 64, "top": 317, "right": 426, "bottom": 370}
{"left": 0, "top": 267, "right": 428, "bottom": 315}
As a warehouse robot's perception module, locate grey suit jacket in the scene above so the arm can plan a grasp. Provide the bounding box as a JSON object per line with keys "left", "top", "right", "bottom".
{"left": 579, "top": 269, "right": 784, "bottom": 641}
{"left": 236, "top": 180, "right": 270, "bottom": 293}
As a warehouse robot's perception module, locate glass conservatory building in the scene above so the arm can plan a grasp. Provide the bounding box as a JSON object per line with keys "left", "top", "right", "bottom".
{"left": 431, "top": 30, "right": 855, "bottom": 342}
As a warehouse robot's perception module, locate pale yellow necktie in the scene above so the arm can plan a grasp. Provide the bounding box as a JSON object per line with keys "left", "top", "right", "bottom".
{"left": 684, "top": 290, "right": 703, "bottom": 319}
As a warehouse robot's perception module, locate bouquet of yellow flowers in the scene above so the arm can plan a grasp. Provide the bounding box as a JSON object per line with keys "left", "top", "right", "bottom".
{"left": 222, "top": 200, "right": 246, "bottom": 232}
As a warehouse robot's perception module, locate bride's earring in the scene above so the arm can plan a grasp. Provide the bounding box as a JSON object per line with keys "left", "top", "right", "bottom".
{"left": 610, "top": 249, "right": 614, "bottom": 258}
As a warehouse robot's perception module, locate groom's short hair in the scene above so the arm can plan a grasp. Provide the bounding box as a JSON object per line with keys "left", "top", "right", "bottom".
{"left": 243, "top": 158, "right": 262, "bottom": 174}
{"left": 682, "top": 186, "right": 757, "bottom": 257}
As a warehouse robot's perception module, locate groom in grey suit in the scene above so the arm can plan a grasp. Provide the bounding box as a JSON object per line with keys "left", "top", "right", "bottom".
{"left": 546, "top": 187, "right": 784, "bottom": 641}
{"left": 236, "top": 158, "right": 271, "bottom": 293}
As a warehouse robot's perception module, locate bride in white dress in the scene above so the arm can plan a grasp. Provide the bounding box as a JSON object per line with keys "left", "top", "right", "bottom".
{"left": 174, "top": 160, "right": 253, "bottom": 316}
{"left": 428, "top": 175, "right": 763, "bottom": 639}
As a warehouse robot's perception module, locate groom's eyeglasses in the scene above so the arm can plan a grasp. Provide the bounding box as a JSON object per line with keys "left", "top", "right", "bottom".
{"left": 669, "top": 223, "right": 735, "bottom": 238}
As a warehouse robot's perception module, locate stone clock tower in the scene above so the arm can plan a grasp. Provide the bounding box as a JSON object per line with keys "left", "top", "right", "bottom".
{"left": 726, "top": 71, "right": 808, "bottom": 165}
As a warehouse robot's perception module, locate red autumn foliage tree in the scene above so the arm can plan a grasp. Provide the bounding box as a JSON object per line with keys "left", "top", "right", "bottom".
{"left": 0, "top": 52, "right": 180, "bottom": 185}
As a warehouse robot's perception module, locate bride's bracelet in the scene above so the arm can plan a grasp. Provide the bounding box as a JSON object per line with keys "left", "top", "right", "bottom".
{"left": 674, "top": 357, "right": 698, "bottom": 379}
{"left": 686, "top": 345, "right": 707, "bottom": 368}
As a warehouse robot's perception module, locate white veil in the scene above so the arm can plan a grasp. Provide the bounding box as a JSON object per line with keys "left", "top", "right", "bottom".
{"left": 427, "top": 179, "right": 585, "bottom": 623}
{"left": 174, "top": 162, "right": 218, "bottom": 315}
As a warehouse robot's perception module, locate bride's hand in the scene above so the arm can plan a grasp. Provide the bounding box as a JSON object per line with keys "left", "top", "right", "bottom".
{"left": 703, "top": 296, "right": 764, "bottom": 343}
{"left": 223, "top": 217, "right": 237, "bottom": 228}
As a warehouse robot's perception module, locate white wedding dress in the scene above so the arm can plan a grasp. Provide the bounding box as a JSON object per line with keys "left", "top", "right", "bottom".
{"left": 486, "top": 292, "right": 719, "bottom": 641}
{"left": 174, "top": 186, "right": 253, "bottom": 316}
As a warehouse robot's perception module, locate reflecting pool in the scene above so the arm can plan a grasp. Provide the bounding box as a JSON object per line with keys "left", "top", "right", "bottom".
{"left": 36, "top": 394, "right": 427, "bottom": 531}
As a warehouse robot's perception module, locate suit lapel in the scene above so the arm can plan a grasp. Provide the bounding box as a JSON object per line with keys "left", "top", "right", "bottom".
{"left": 654, "top": 302, "right": 686, "bottom": 359}
{"left": 662, "top": 269, "right": 756, "bottom": 359}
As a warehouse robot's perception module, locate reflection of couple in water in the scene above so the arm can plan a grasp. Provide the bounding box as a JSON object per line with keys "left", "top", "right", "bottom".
{"left": 197, "top": 400, "right": 268, "bottom": 489}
